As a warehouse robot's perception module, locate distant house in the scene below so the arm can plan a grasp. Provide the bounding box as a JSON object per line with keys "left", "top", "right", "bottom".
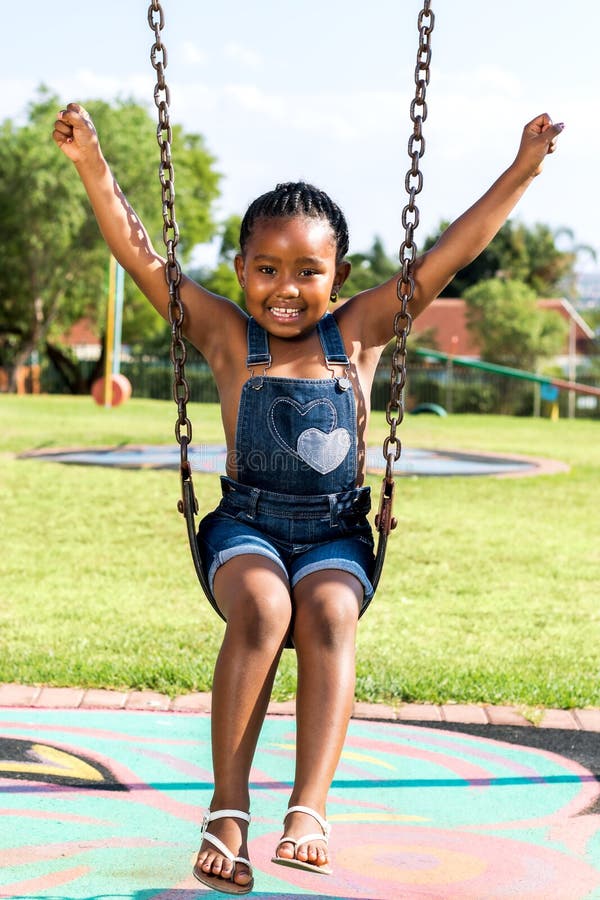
{"left": 59, "top": 317, "right": 136, "bottom": 364}
{"left": 412, "top": 297, "right": 595, "bottom": 369}
{"left": 59, "top": 317, "right": 102, "bottom": 361}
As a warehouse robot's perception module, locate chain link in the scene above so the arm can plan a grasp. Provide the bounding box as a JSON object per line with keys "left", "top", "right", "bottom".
{"left": 148, "top": 1, "right": 196, "bottom": 508}
{"left": 383, "top": 2, "right": 434, "bottom": 483}
{"left": 375, "top": 2, "right": 434, "bottom": 539}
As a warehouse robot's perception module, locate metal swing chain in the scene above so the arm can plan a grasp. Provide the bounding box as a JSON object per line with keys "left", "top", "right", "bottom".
{"left": 376, "top": 1, "right": 434, "bottom": 536}
{"left": 148, "top": 0, "right": 197, "bottom": 515}
{"left": 147, "top": 0, "right": 432, "bottom": 553}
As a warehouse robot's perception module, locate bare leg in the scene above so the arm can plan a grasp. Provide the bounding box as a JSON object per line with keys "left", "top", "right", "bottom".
{"left": 274, "top": 570, "right": 361, "bottom": 871}
{"left": 195, "top": 555, "right": 292, "bottom": 889}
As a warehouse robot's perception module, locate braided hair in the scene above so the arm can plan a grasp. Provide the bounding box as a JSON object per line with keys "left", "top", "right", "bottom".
{"left": 239, "top": 181, "right": 349, "bottom": 264}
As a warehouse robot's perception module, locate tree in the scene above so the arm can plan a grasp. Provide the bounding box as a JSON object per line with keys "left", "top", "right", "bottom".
{"left": 552, "top": 227, "right": 597, "bottom": 300}
{"left": 423, "top": 220, "right": 582, "bottom": 299}
{"left": 0, "top": 90, "right": 87, "bottom": 389}
{"left": 190, "top": 214, "right": 245, "bottom": 309}
{"left": 463, "top": 278, "right": 567, "bottom": 371}
{"left": 343, "top": 236, "right": 398, "bottom": 297}
{"left": 0, "top": 88, "right": 221, "bottom": 391}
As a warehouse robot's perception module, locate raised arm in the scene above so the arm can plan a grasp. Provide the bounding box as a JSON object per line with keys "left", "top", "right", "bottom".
{"left": 52, "top": 103, "right": 243, "bottom": 359}
{"left": 346, "top": 113, "right": 564, "bottom": 350}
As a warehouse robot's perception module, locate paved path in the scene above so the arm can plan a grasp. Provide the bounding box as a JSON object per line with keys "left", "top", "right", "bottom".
{"left": 1, "top": 686, "right": 599, "bottom": 899}
{"left": 1, "top": 682, "right": 599, "bottom": 730}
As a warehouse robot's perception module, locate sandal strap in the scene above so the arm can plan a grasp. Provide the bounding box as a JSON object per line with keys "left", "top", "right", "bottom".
{"left": 276, "top": 832, "right": 328, "bottom": 853}
{"left": 203, "top": 830, "right": 236, "bottom": 863}
{"left": 283, "top": 805, "right": 331, "bottom": 838}
{"left": 202, "top": 808, "right": 251, "bottom": 829}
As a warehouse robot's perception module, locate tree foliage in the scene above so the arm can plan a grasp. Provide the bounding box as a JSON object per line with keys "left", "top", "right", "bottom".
{"left": 339, "top": 226, "right": 578, "bottom": 371}
{"left": 463, "top": 278, "right": 567, "bottom": 371}
{"left": 342, "top": 221, "right": 582, "bottom": 303}
{"left": 0, "top": 88, "right": 221, "bottom": 390}
{"left": 423, "top": 220, "right": 583, "bottom": 299}
{"left": 191, "top": 214, "right": 245, "bottom": 308}
{"left": 343, "top": 236, "right": 398, "bottom": 298}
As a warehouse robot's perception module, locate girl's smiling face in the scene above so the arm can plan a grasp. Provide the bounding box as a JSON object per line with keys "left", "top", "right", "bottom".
{"left": 234, "top": 215, "right": 350, "bottom": 338}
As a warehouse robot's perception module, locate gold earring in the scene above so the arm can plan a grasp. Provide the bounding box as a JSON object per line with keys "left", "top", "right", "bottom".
{"left": 330, "top": 290, "right": 338, "bottom": 303}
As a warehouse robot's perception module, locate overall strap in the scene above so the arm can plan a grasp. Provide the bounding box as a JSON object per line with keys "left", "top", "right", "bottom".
{"left": 317, "top": 313, "right": 349, "bottom": 366}
{"left": 246, "top": 317, "right": 272, "bottom": 368}
{"left": 247, "top": 313, "right": 348, "bottom": 368}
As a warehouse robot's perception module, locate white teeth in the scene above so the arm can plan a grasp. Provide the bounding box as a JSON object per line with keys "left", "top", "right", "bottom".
{"left": 271, "top": 307, "right": 299, "bottom": 317}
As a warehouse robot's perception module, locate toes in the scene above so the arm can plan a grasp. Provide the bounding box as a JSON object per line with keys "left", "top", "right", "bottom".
{"left": 316, "top": 846, "right": 328, "bottom": 866}
{"left": 277, "top": 840, "right": 296, "bottom": 861}
{"left": 196, "top": 849, "right": 233, "bottom": 879}
{"left": 220, "top": 859, "right": 234, "bottom": 879}
{"left": 311, "top": 842, "right": 328, "bottom": 867}
{"left": 200, "top": 850, "right": 221, "bottom": 874}
{"left": 289, "top": 840, "right": 328, "bottom": 868}
{"left": 298, "top": 842, "right": 327, "bottom": 865}
{"left": 234, "top": 866, "right": 252, "bottom": 886}
{"left": 195, "top": 849, "right": 251, "bottom": 886}
{"left": 196, "top": 849, "right": 214, "bottom": 872}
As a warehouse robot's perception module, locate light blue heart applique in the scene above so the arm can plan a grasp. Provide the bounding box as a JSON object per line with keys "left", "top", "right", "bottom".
{"left": 268, "top": 397, "right": 351, "bottom": 473}
{"left": 296, "top": 427, "right": 351, "bottom": 474}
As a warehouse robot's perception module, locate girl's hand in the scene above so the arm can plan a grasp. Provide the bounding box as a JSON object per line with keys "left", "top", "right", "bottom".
{"left": 515, "top": 113, "right": 564, "bottom": 178}
{"left": 52, "top": 103, "right": 100, "bottom": 165}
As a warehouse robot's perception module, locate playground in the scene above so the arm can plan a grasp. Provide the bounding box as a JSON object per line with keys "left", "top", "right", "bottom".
{"left": 1, "top": 2, "right": 599, "bottom": 895}
{"left": 1, "top": 699, "right": 599, "bottom": 898}
{"left": 2, "top": 396, "right": 598, "bottom": 708}
{"left": 2, "top": 397, "right": 599, "bottom": 896}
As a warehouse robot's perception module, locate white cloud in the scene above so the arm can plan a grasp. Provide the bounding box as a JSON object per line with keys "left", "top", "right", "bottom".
{"left": 224, "top": 42, "right": 262, "bottom": 68}
{"left": 0, "top": 79, "right": 38, "bottom": 122}
{"left": 181, "top": 41, "right": 208, "bottom": 66}
{"left": 222, "top": 83, "right": 284, "bottom": 116}
{"left": 218, "top": 83, "right": 408, "bottom": 143}
{"left": 64, "top": 69, "right": 154, "bottom": 105}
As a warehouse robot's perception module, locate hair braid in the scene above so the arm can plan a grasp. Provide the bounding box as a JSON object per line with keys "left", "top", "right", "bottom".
{"left": 239, "top": 181, "right": 349, "bottom": 263}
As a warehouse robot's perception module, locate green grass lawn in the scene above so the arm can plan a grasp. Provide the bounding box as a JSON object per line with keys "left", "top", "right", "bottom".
{"left": 1, "top": 394, "right": 598, "bottom": 711}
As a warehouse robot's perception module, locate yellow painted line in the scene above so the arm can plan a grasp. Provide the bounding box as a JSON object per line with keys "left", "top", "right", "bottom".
{"left": 271, "top": 743, "right": 396, "bottom": 772}
{"left": 0, "top": 744, "right": 104, "bottom": 782}
{"left": 340, "top": 750, "right": 396, "bottom": 771}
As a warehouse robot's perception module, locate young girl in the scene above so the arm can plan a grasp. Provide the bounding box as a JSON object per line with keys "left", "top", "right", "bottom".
{"left": 53, "top": 103, "right": 562, "bottom": 894}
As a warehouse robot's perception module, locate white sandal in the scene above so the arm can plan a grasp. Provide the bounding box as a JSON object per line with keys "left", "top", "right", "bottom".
{"left": 271, "top": 804, "right": 332, "bottom": 876}
{"left": 193, "top": 808, "right": 254, "bottom": 895}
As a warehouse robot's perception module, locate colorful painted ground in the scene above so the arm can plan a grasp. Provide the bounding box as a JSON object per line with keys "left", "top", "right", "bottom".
{"left": 1, "top": 709, "right": 599, "bottom": 899}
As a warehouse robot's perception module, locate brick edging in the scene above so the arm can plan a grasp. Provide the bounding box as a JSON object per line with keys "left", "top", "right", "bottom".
{"left": 0, "top": 684, "right": 598, "bottom": 732}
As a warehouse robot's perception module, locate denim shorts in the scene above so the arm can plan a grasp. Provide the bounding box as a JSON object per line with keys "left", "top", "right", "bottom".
{"left": 197, "top": 476, "right": 375, "bottom": 618}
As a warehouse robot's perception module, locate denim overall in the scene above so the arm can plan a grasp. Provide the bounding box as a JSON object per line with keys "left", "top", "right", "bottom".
{"left": 197, "top": 314, "right": 375, "bottom": 618}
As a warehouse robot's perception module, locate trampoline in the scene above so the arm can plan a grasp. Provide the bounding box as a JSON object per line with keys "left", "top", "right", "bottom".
{"left": 18, "top": 444, "right": 563, "bottom": 477}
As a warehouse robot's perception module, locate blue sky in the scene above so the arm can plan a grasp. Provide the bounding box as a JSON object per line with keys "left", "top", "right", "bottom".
{"left": 5, "top": 1, "right": 599, "bottom": 271}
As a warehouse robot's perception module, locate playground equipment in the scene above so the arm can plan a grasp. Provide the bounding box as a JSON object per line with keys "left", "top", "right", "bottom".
{"left": 414, "top": 347, "right": 600, "bottom": 396}
{"left": 91, "top": 254, "right": 131, "bottom": 407}
{"left": 414, "top": 347, "right": 600, "bottom": 417}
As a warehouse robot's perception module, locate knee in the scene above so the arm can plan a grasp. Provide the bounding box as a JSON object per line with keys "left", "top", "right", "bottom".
{"left": 225, "top": 590, "right": 292, "bottom": 651}
{"left": 293, "top": 578, "right": 360, "bottom": 650}
{"left": 215, "top": 558, "right": 292, "bottom": 650}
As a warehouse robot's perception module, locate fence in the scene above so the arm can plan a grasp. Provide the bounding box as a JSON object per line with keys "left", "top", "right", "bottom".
{"left": 39, "top": 357, "right": 600, "bottom": 419}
